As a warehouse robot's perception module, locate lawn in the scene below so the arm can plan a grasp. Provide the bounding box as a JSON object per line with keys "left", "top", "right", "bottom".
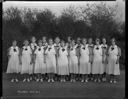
{"left": 2, "top": 70, "right": 125, "bottom": 99}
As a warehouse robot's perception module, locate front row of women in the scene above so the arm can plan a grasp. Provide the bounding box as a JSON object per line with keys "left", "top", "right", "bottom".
{"left": 6, "top": 37, "right": 121, "bottom": 84}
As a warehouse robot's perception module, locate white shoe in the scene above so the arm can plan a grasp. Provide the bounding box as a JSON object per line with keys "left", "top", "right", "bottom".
{"left": 81, "top": 80, "right": 84, "bottom": 82}
{"left": 51, "top": 79, "right": 54, "bottom": 82}
{"left": 85, "top": 79, "right": 88, "bottom": 83}
{"left": 11, "top": 79, "right": 14, "bottom": 82}
{"left": 73, "top": 79, "right": 76, "bottom": 82}
{"left": 63, "top": 79, "right": 66, "bottom": 82}
{"left": 40, "top": 79, "right": 43, "bottom": 82}
{"left": 94, "top": 79, "right": 97, "bottom": 82}
{"left": 15, "top": 79, "right": 18, "bottom": 82}
{"left": 70, "top": 79, "right": 73, "bottom": 82}
{"left": 48, "top": 79, "right": 51, "bottom": 82}
{"left": 113, "top": 80, "right": 117, "bottom": 83}
{"left": 110, "top": 80, "right": 113, "bottom": 83}
{"left": 23, "top": 79, "right": 26, "bottom": 82}
{"left": 27, "top": 79, "right": 30, "bottom": 82}
{"left": 36, "top": 79, "right": 39, "bottom": 82}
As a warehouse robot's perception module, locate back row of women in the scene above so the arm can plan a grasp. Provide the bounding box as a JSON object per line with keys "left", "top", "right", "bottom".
{"left": 7, "top": 36, "right": 121, "bottom": 83}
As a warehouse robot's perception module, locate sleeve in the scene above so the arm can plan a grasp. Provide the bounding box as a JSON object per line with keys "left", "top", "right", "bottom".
{"left": 8, "top": 47, "right": 11, "bottom": 56}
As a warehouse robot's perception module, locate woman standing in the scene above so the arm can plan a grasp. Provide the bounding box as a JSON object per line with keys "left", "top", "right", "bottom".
{"left": 34, "top": 40, "right": 46, "bottom": 82}
{"left": 92, "top": 38, "right": 103, "bottom": 82}
{"left": 69, "top": 40, "right": 78, "bottom": 82}
{"left": 21, "top": 40, "right": 32, "bottom": 82}
{"left": 58, "top": 40, "right": 69, "bottom": 82}
{"left": 79, "top": 38, "right": 90, "bottom": 82}
{"left": 45, "top": 38, "right": 56, "bottom": 82}
{"left": 6, "top": 40, "right": 21, "bottom": 82}
{"left": 101, "top": 38, "right": 108, "bottom": 82}
{"left": 107, "top": 38, "right": 121, "bottom": 83}
{"left": 30, "top": 36, "right": 37, "bottom": 81}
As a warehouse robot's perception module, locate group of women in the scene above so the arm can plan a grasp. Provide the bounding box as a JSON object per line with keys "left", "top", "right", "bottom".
{"left": 6, "top": 36, "right": 121, "bottom": 83}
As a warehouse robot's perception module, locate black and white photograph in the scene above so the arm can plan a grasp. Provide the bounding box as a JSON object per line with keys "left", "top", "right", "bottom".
{"left": 2, "top": 0, "right": 125, "bottom": 99}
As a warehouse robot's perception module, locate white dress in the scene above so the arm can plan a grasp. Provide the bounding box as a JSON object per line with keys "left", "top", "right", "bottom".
{"left": 30, "top": 43, "right": 37, "bottom": 74}
{"left": 92, "top": 45, "right": 103, "bottom": 74}
{"left": 45, "top": 45, "right": 56, "bottom": 73}
{"left": 69, "top": 46, "right": 78, "bottom": 74}
{"left": 21, "top": 46, "right": 32, "bottom": 74}
{"left": 88, "top": 44, "right": 94, "bottom": 73}
{"left": 101, "top": 44, "right": 108, "bottom": 73}
{"left": 106, "top": 45, "right": 120, "bottom": 75}
{"left": 58, "top": 47, "right": 69, "bottom": 75}
{"left": 54, "top": 43, "right": 61, "bottom": 74}
{"left": 6, "top": 46, "right": 20, "bottom": 73}
{"left": 79, "top": 44, "right": 91, "bottom": 74}
{"left": 34, "top": 46, "right": 46, "bottom": 74}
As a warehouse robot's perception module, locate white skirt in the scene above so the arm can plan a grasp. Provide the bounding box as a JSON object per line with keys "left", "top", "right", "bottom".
{"left": 92, "top": 55, "right": 103, "bottom": 74}
{"left": 6, "top": 55, "right": 20, "bottom": 73}
{"left": 69, "top": 55, "right": 78, "bottom": 74}
{"left": 79, "top": 55, "right": 91, "bottom": 74}
{"left": 46, "top": 55, "right": 56, "bottom": 73}
{"left": 21, "top": 54, "right": 32, "bottom": 74}
{"left": 58, "top": 55, "right": 69, "bottom": 75}
{"left": 34, "top": 57, "right": 46, "bottom": 74}
{"left": 106, "top": 55, "right": 120, "bottom": 75}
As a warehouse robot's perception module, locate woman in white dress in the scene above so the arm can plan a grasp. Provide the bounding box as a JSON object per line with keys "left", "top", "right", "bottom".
{"left": 30, "top": 36, "right": 37, "bottom": 81}
{"left": 6, "top": 40, "right": 21, "bottom": 82}
{"left": 75, "top": 37, "right": 81, "bottom": 81}
{"left": 45, "top": 38, "right": 56, "bottom": 82}
{"left": 101, "top": 38, "right": 108, "bottom": 82}
{"left": 58, "top": 40, "right": 69, "bottom": 82}
{"left": 54, "top": 37, "right": 61, "bottom": 81}
{"left": 107, "top": 38, "right": 121, "bottom": 83}
{"left": 21, "top": 40, "right": 32, "bottom": 82}
{"left": 69, "top": 40, "right": 78, "bottom": 82}
{"left": 88, "top": 38, "right": 94, "bottom": 81}
{"left": 42, "top": 36, "right": 48, "bottom": 80}
{"left": 92, "top": 38, "right": 103, "bottom": 82}
{"left": 34, "top": 40, "right": 46, "bottom": 82}
{"left": 79, "top": 38, "right": 90, "bottom": 82}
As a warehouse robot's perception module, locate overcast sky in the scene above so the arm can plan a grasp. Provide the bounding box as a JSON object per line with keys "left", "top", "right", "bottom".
{"left": 3, "top": 0, "right": 125, "bottom": 23}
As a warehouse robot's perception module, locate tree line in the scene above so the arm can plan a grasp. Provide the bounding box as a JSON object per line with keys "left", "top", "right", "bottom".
{"left": 2, "top": 2, "right": 125, "bottom": 72}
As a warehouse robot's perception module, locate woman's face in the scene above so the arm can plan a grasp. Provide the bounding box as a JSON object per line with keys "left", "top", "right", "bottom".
{"left": 42, "top": 37, "right": 46, "bottom": 42}
{"left": 38, "top": 41, "right": 42, "bottom": 47}
{"left": 31, "top": 37, "right": 36, "bottom": 43}
{"left": 82, "top": 39, "right": 87, "bottom": 45}
{"left": 71, "top": 40, "right": 75, "bottom": 46}
{"left": 77, "top": 37, "right": 81, "bottom": 44}
{"left": 102, "top": 38, "right": 106, "bottom": 44}
{"left": 96, "top": 40, "right": 100, "bottom": 45}
{"left": 12, "top": 41, "right": 17, "bottom": 46}
{"left": 61, "top": 41, "right": 65, "bottom": 47}
{"left": 88, "top": 38, "right": 92, "bottom": 44}
{"left": 111, "top": 39, "right": 115, "bottom": 46}
{"left": 49, "top": 39, "right": 53, "bottom": 45}
{"left": 55, "top": 37, "right": 60, "bottom": 44}
{"left": 24, "top": 40, "right": 29, "bottom": 46}
{"left": 68, "top": 37, "right": 71, "bottom": 42}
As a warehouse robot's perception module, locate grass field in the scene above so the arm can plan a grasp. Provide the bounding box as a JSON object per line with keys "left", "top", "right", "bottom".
{"left": 2, "top": 70, "right": 125, "bottom": 99}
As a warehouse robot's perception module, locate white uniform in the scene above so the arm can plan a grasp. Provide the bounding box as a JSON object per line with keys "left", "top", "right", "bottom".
{"left": 54, "top": 43, "right": 60, "bottom": 74}
{"left": 58, "top": 46, "right": 69, "bottom": 75}
{"left": 45, "top": 45, "right": 56, "bottom": 73}
{"left": 34, "top": 46, "right": 46, "bottom": 74}
{"left": 6, "top": 46, "right": 20, "bottom": 73}
{"left": 92, "top": 45, "right": 103, "bottom": 74}
{"left": 69, "top": 46, "right": 78, "bottom": 74}
{"left": 101, "top": 44, "right": 108, "bottom": 73}
{"left": 30, "top": 43, "right": 37, "bottom": 74}
{"left": 21, "top": 46, "right": 32, "bottom": 74}
{"left": 106, "top": 45, "right": 120, "bottom": 75}
{"left": 79, "top": 44, "right": 91, "bottom": 74}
